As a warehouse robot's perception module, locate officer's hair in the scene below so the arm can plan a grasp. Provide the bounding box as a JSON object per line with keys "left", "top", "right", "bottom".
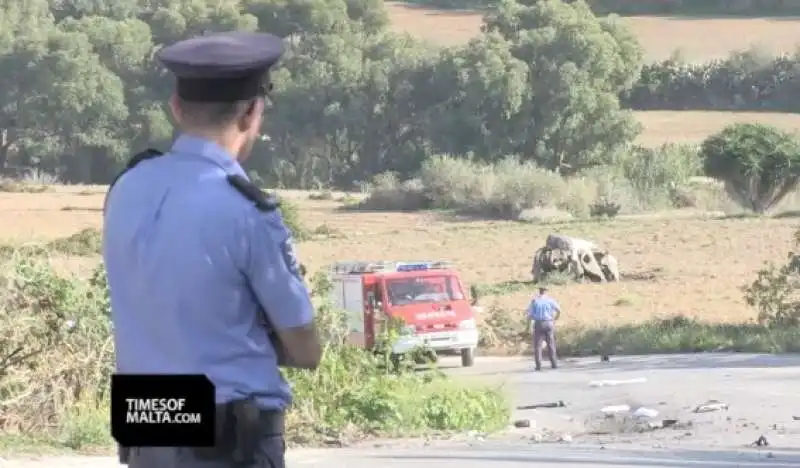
{"left": 176, "top": 98, "right": 255, "bottom": 129}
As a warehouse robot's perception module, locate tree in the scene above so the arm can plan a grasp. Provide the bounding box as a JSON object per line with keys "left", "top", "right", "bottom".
{"left": 701, "top": 123, "right": 800, "bottom": 214}
{"left": 423, "top": 31, "right": 529, "bottom": 159}
{"left": 259, "top": 30, "right": 435, "bottom": 188}
{"left": 480, "top": 0, "right": 643, "bottom": 174}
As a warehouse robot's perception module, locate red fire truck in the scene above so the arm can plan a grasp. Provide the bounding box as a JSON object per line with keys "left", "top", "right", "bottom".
{"left": 330, "top": 260, "right": 479, "bottom": 367}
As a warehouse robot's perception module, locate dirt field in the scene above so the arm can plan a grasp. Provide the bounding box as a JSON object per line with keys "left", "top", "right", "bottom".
{"left": 386, "top": 2, "right": 800, "bottom": 62}
{"left": 0, "top": 185, "right": 791, "bottom": 328}
{"left": 635, "top": 111, "right": 800, "bottom": 146}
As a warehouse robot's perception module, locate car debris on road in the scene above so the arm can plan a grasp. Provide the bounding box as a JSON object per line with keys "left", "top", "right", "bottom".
{"left": 632, "top": 407, "right": 659, "bottom": 419}
{"left": 589, "top": 377, "right": 647, "bottom": 387}
{"left": 517, "top": 400, "right": 566, "bottom": 410}
{"left": 693, "top": 400, "right": 728, "bottom": 413}
{"left": 753, "top": 435, "right": 769, "bottom": 447}
{"left": 601, "top": 404, "right": 631, "bottom": 414}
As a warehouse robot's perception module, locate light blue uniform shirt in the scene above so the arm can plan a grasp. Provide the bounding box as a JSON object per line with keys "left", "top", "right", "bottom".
{"left": 527, "top": 294, "right": 560, "bottom": 322}
{"left": 103, "top": 134, "right": 314, "bottom": 410}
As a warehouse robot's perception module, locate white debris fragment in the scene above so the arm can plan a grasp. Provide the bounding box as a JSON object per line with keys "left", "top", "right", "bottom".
{"left": 589, "top": 377, "right": 647, "bottom": 387}
{"left": 601, "top": 405, "right": 631, "bottom": 414}
{"left": 632, "top": 407, "right": 659, "bottom": 419}
{"left": 693, "top": 400, "right": 728, "bottom": 413}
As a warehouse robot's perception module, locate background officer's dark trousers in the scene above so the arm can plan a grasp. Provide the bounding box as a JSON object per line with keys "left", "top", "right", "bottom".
{"left": 533, "top": 320, "right": 558, "bottom": 370}
{"left": 126, "top": 435, "right": 285, "bottom": 468}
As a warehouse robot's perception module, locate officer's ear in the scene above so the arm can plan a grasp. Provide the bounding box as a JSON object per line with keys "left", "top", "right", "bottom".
{"left": 168, "top": 93, "right": 183, "bottom": 126}
{"left": 237, "top": 98, "right": 264, "bottom": 133}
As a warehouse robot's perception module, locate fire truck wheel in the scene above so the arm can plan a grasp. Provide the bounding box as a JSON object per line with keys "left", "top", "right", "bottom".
{"left": 460, "top": 347, "right": 475, "bottom": 367}
{"left": 390, "top": 354, "right": 403, "bottom": 372}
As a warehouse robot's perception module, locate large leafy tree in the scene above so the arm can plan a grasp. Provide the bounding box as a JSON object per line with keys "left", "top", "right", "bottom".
{"left": 481, "top": 0, "right": 643, "bottom": 174}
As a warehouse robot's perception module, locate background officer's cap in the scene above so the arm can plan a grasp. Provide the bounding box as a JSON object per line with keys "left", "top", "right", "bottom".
{"left": 156, "top": 31, "right": 285, "bottom": 103}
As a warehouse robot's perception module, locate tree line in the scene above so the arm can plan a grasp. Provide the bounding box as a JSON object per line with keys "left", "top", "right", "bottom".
{"left": 1, "top": 0, "right": 798, "bottom": 189}
{"left": 409, "top": 0, "right": 800, "bottom": 17}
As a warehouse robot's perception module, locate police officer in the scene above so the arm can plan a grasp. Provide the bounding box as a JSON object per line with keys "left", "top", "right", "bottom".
{"left": 526, "top": 287, "right": 560, "bottom": 371}
{"left": 103, "top": 32, "right": 322, "bottom": 467}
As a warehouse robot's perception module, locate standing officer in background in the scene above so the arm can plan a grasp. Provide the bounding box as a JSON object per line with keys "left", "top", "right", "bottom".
{"left": 103, "top": 32, "right": 322, "bottom": 468}
{"left": 526, "top": 287, "right": 560, "bottom": 371}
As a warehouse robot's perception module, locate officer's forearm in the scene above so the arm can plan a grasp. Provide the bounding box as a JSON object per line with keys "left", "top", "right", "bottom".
{"left": 275, "top": 325, "right": 322, "bottom": 370}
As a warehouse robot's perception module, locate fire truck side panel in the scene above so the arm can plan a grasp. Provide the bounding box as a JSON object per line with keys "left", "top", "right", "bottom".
{"left": 331, "top": 274, "right": 368, "bottom": 347}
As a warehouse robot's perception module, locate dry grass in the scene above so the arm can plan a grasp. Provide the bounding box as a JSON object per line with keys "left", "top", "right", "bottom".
{"left": 1, "top": 186, "right": 792, "bottom": 329}
{"left": 386, "top": 2, "right": 800, "bottom": 62}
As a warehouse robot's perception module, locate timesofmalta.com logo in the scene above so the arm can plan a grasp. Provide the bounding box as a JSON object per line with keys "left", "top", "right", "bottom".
{"left": 111, "top": 374, "right": 216, "bottom": 447}
{"left": 125, "top": 397, "right": 202, "bottom": 424}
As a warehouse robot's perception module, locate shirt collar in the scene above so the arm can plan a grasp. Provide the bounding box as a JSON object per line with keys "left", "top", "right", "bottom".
{"left": 171, "top": 134, "right": 247, "bottom": 178}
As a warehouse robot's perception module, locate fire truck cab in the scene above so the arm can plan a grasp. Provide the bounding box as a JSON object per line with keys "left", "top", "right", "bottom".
{"left": 330, "top": 260, "right": 479, "bottom": 367}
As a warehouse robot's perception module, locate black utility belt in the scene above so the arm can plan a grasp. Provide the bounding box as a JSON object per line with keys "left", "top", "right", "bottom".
{"left": 201, "top": 400, "right": 284, "bottom": 463}
{"left": 214, "top": 401, "right": 285, "bottom": 437}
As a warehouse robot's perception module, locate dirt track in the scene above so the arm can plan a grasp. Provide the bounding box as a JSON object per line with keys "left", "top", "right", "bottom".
{"left": 5, "top": 353, "right": 800, "bottom": 467}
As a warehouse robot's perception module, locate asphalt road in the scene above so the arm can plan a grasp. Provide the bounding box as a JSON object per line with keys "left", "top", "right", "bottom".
{"left": 4, "top": 353, "right": 800, "bottom": 467}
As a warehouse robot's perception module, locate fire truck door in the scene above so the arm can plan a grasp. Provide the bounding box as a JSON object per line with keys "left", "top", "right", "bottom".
{"left": 365, "top": 284, "right": 384, "bottom": 348}
{"left": 342, "top": 276, "right": 364, "bottom": 340}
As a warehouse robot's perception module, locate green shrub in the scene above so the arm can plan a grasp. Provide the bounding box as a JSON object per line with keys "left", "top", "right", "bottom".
{"left": 701, "top": 123, "right": 800, "bottom": 213}
{"left": 477, "top": 308, "right": 800, "bottom": 357}
{"left": 0, "top": 247, "right": 510, "bottom": 450}
{"left": 743, "top": 228, "right": 800, "bottom": 327}
{"left": 357, "top": 155, "right": 593, "bottom": 219}
{"left": 46, "top": 228, "right": 103, "bottom": 256}
{"left": 353, "top": 172, "right": 430, "bottom": 211}
{"left": 278, "top": 198, "right": 310, "bottom": 240}
{"left": 621, "top": 144, "right": 701, "bottom": 195}
{"left": 356, "top": 149, "right": 714, "bottom": 219}
{"left": 0, "top": 249, "right": 112, "bottom": 443}
{"left": 557, "top": 316, "right": 800, "bottom": 357}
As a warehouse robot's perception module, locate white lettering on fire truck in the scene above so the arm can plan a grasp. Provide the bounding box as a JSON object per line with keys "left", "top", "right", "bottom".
{"left": 415, "top": 310, "right": 457, "bottom": 321}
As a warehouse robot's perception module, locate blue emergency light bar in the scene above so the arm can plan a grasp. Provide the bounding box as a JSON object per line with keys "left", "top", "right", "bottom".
{"left": 395, "top": 262, "right": 432, "bottom": 272}
{"left": 330, "top": 261, "right": 453, "bottom": 275}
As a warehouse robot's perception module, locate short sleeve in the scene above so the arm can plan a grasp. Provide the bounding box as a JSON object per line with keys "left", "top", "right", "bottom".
{"left": 243, "top": 208, "right": 314, "bottom": 330}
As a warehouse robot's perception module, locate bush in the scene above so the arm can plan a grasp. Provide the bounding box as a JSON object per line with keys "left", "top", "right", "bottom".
{"left": 700, "top": 123, "right": 800, "bottom": 213}
{"left": 278, "top": 198, "right": 310, "bottom": 241}
{"left": 743, "top": 228, "right": 800, "bottom": 327}
{"left": 623, "top": 48, "right": 800, "bottom": 112}
{"left": 353, "top": 172, "right": 430, "bottom": 211}
{"left": 0, "top": 249, "right": 112, "bottom": 444}
{"left": 46, "top": 228, "right": 103, "bottom": 256}
{"left": 357, "top": 155, "right": 593, "bottom": 219}
{"left": 0, "top": 247, "right": 509, "bottom": 450}
{"left": 356, "top": 148, "right": 719, "bottom": 220}
{"left": 476, "top": 308, "right": 800, "bottom": 357}
{"left": 557, "top": 316, "right": 800, "bottom": 356}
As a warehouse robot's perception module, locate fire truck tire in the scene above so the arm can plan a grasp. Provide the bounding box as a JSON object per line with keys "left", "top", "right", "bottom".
{"left": 390, "top": 354, "right": 403, "bottom": 372}
{"left": 460, "top": 347, "right": 475, "bottom": 367}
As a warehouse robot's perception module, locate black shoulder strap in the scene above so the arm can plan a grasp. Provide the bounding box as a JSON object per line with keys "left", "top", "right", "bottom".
{"left": 226, "top": 174, "right": 279, "bottom": 212}
{"left": 104, "top": 148, "right": 164, "bottom": 213}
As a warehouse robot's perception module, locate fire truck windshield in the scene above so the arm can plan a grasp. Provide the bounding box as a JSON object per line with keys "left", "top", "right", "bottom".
{"left": 386, "top": 276, "right": 464, "bottom": 306}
